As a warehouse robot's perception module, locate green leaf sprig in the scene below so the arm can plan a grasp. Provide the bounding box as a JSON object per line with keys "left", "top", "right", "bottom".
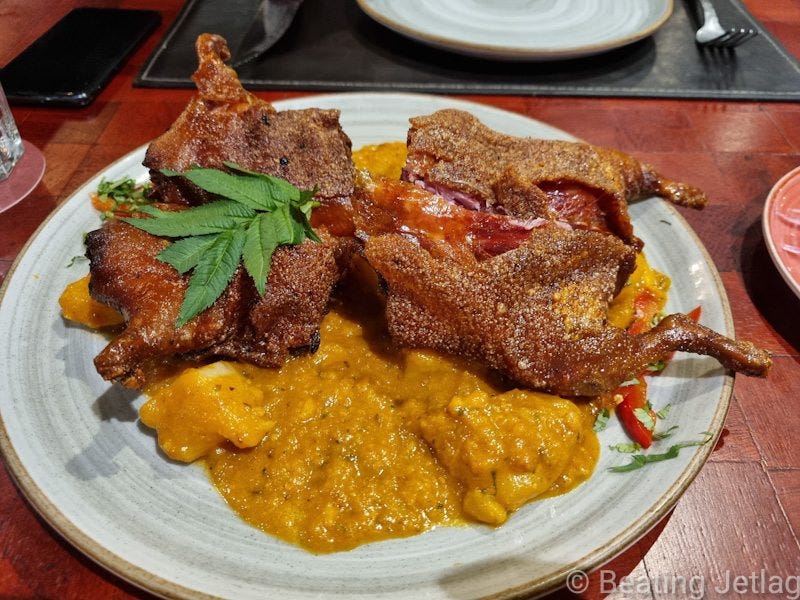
{"left": 608, "top": 432, "right": 713, "bottom": 473}
{"left": 123, "top": 163, "right": 319, "bottom": 328}
{"left": 593, "top": 408, "right": 610, "bottom": 432}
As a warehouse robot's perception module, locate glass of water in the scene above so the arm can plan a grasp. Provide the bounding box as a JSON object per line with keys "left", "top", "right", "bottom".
{"left": 0, "top": 81, "right": 24, "bottom": 181}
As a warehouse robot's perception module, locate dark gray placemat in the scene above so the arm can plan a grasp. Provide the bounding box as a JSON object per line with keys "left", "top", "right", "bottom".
{"left": 136, "top": 0, "right": 800, "bottom": 100}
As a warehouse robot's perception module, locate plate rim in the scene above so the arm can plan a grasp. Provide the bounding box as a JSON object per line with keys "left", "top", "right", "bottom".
{"left": 355, "top": 0, "right": 674, "bottom": 61}
{"left": 0, "top": 91, "right": 733, "bottom": 600}
{"left": 762, "top": 164, "right": 800, "bottom": 301}
{"left": 0, "top": 141, "right": 205, "bottom": 600}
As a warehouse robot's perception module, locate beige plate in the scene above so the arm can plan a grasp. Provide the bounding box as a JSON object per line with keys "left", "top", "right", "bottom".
{"left": 0, "top": 93, "right": 731, "bottom": 599}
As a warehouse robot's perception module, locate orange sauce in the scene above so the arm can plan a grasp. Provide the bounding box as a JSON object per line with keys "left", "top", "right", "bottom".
{"left": 58, "top": 275, "right": 124, "bottom": 328}
{"left": 141, "top": 297, "right": 599, "bottom": 552}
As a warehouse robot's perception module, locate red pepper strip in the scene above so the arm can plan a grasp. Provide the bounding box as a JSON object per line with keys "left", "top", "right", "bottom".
{"left": 627, "top": 289, "right": 662, "bottom": 335}
{"left": 616, "top": 290, "right": 661, "bottom": 447}
{"left": 687, "top": 305, "right": 702, "bottom": 322}
{"left": 617, "top": 304, "right": 702, "bottom": 447}
{"left": 90, "top": 193, "right": 115, "bottom": 214}
{"left": 616, "top": 378, "right": 655, "bottom": 449}
{"left": 614, "top": 302, "right": 702, "bottom": 448}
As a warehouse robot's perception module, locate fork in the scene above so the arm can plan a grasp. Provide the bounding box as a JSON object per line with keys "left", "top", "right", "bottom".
{"left": 694, "top": 0, "right": 758, "bottom": 47}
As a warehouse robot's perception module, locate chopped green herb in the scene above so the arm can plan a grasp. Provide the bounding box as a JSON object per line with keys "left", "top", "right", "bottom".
{"left": 655, "top": 404, "right": 672, "bottom": 420}
{"left": 593, "top": 408, "right": 610, "bottom": 432}
{"left": 66, "top": 255, "right": 88, "bottom": 268}
{"left": 609, "top": 441, "right": 642, "bottom": 453}
{"left": 123, "top": 164, "right": 319, "bottom": 328}
{"left": 646, "top": 359, "right": 667, "bottom": 373}
{"left": 650, "top": 311, "right": 666, "bottom": 328}
{"left": 633, "top": 407, "right": 655, "bottom": 431}
{"left": 652, "top": 425, "right": 680, "bottom": 441}
{"left": 619, "top": 377, "right": 641, "bottom": 387}
{"left": 608, "top": 432, "right": 713, "bottom": 473}
{"left": 95, "top": 176, "right": 153, "bottom": 219}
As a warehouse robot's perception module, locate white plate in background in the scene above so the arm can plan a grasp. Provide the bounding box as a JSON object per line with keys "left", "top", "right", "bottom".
{"left": 357, "top": 0, "right": 673, "bottom": 60}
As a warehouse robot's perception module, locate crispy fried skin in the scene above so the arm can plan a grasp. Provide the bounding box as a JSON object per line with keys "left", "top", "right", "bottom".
{"left": 86, "top": 35, "right": 770, "bottom": 394}
{"left": 87, "top": 220, "right": 355, "bottom": 386}
{"left": 143, "top": 34, "right": 353, "bottom": 207}
{"left": 86, "top": 33, "right": 358, "bottom": 387}
{"left": 364, "top": 231, "right": 771, "bottom": 397}
{"left": 210, "top": 236, "right": 359, "bottom": 367}
{"left": 86, "top": 220, "right": 250, "bottom": 387}
{"left": 403, "top": 109, "right": 708, "bottom": 247}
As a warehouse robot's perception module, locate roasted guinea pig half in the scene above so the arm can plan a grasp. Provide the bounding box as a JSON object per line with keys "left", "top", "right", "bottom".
{"left": 354, "top": 114, "right": 771, "bottom": 397}
{"left": 86, "top": 34, "right": 357, "bottom": 387}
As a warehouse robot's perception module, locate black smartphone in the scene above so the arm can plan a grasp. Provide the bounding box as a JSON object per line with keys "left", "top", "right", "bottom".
{"left": 0, "top": 8, "right": 161, "bottom": 107}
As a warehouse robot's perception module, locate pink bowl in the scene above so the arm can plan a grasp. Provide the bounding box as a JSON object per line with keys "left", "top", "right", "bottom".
{"left": 763, "top": 165, "right": 800, "bottom": 300}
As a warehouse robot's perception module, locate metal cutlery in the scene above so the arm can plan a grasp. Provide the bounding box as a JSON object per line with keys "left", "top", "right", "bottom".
{"left": 694, "top": 0, "right": 758, "bottom": 48}
{"left": 231, "top": 0, "right": 304, "bottom": 67}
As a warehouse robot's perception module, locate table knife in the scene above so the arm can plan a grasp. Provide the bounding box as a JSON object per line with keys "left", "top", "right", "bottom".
{"left": 231, "top": 0, "right": 303, "bottom": 67}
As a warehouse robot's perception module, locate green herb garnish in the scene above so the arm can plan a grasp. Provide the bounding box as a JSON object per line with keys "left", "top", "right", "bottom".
{"left": 652, "top": 424, "right": 680, "bottom": 441}
{"left": 650, "top": 311, "right": 666, "bottom": 328}
{"left": 608, "top": 432, "right": 713, "bottom": 473}
{"left": 655, "top": 404, "right": 672, "bottom": 420}
{"left": 609, "top": 441, "right": 642, "bottom": 453}
{"left": 593, "top": 408, "right": 610, "bottom": 432}
{"left": 633, "top": 407, "right": 655, "bottom": 431}
{"left": 95, "top": 176, "right": 153, "bottom": 219}
{"left": 66, "top": 255, "right": 88, "bottom": 268}
{"left": 123, "top": 164, "right": 319, "bottom": 328}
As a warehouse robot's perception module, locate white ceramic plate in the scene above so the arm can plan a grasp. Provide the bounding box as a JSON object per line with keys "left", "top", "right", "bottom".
{"left": 356, "top": 0, "right": 673, "bottom": 61}
{"left": 0, "top": 93, "right": 731, "bottom": 599}
{"left": 763, "top": 165, "right": 800, "bottom": 301}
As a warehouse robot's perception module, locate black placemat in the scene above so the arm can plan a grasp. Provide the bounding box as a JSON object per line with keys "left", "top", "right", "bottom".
{"left": 136, "top": 0, "right": 800, "bottom": 100}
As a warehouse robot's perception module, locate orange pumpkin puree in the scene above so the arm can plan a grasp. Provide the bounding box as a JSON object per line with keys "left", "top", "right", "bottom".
{"left": 58, "top": 275, "right": 124, "bottom": 328}
{"left": 58, "top": 142, "right": 671, "bottom": 553}
{"left": 141, "top": 297, "right": 600, "bottom": 552}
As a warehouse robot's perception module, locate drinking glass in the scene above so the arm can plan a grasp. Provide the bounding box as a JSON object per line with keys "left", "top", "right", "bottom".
{"left": 0, "top": 81, "right": 24, "bottom": 181}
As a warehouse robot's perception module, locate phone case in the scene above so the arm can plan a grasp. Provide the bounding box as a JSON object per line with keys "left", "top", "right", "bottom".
{"left": 1, "top": 8, "right": 161, "bottom": 107}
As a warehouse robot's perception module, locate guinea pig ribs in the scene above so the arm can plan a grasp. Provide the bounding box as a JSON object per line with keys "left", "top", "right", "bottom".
{"left": 402, "top": 109, "right": 708, "bottom": 249}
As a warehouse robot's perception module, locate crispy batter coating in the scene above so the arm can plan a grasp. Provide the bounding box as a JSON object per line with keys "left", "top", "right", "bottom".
{"left": 143, "top": 34, "right": 353, "bottom": 207}
{"left": 86, "top": 220, "right": 250, "bottom": 387}
{"left": 210, "top": 236, "right": 359, "bottom": 367}
{"left": 403, "top": 109, "right": 708, "bottom": 247}
{"left": 364, "top": 231, "right": 771, "bottom": 397}
{"left": 87, "top": 220, "right": 355, "bottom": 387}
{"left": 85, "top": 33, "right": 770, "bottom": 394}
{"left": 86, "top": 34, "right": 357, "bottom": 387}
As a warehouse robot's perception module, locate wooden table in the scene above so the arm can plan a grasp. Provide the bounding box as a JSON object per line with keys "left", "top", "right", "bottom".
{"left": 1, "top": 1, "right": 799, "bottom": 598}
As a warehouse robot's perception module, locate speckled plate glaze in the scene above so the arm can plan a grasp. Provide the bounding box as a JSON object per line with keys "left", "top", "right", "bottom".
{"left": 0, "top": 93, "right": 731, "bottom": 600}
{"left": 763, "top": 165, "right": 800, "bottom": 301}
{"left": 356, "top": 0, "right": 673, "bottom": 60}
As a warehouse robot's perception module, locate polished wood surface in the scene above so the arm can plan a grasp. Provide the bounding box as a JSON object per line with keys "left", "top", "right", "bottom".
{"left": 1, "top": 1, "right": 799, "bottom": 598}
